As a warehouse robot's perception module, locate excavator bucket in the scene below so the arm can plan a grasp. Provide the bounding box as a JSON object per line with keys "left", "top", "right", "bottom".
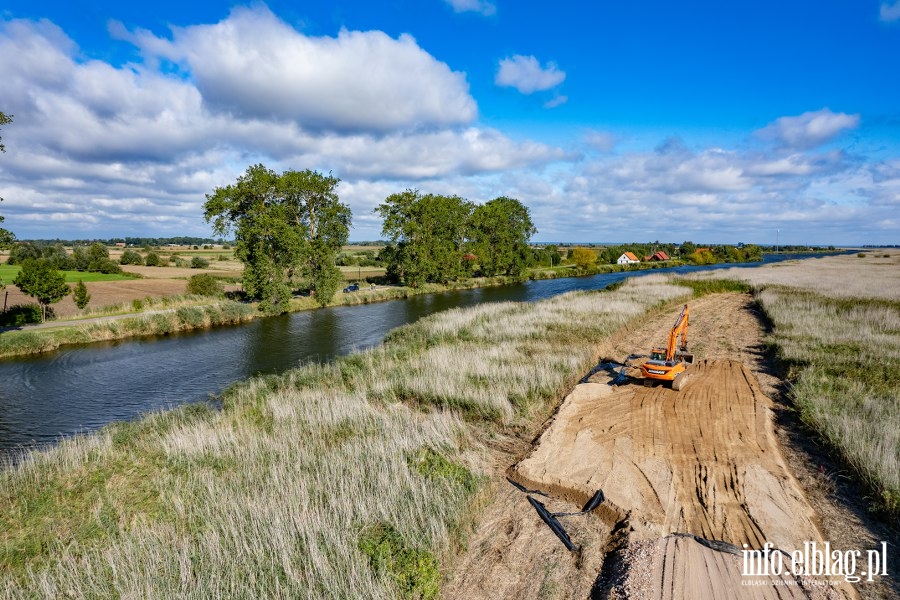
{"left": 676, "top": 352, "right": 695, "bottom": 364}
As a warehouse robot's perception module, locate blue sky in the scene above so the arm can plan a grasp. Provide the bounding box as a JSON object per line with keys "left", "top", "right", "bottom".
{"left": 1, "top": 0, "right": 899, "bottom": 244}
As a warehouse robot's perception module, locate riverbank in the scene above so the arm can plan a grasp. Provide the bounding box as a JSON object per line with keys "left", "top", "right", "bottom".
{"left": 0, "top": 273, "right": 691, "bottom": 596}
{"left": 0, "top": 253, "right": 791, "bottom": 360}
{"left": 0, "top": 275, "right": 526, "bottom": 359}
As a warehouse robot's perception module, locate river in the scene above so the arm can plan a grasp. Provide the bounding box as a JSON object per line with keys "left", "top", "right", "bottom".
{"left": 0, "top": 254, "right": 820, "bottom": 453}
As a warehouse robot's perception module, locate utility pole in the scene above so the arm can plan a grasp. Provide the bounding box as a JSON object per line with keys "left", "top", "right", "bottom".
{"left": 776, "top": 229, "right": 780, "bottom": 253}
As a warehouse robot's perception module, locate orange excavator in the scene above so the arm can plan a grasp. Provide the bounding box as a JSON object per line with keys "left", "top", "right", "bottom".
{"left": 639, "top": 304, "right": 694, "bottom": 391}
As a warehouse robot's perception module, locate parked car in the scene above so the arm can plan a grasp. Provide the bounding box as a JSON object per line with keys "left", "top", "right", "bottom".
{"left": 343, "top": 283, "right": 360, "bottom": 293}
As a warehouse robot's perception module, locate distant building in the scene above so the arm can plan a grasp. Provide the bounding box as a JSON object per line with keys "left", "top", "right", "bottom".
{"left": 617, "top": 251, "right": 640, "bottom": 265}
{"left": 649, "top": 251, "right": 670, "bottom": 261}
{"left": 114, "top": 242, "right": 126, "bottom": 247}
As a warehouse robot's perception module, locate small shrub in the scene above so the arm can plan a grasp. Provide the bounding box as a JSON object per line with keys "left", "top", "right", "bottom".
{"left": 858, "top": 253, "right": 866, "bottom": 258}
{"left": 191, "top": 256, "right": 210, "bottom": 269}
{"left": 0, "top": 304, "right": 44, "bottom": 326}
{"left": 217, "top": 254, "right": 227, "bottom": 261}
{"left": 358, "top": 523, "right": 440, "bottom": 600}
{"left": 144, "top": 252, "right": 161, "bottom": 266}
{"left": 173, "top": 258, "right": 188, "bottom": 268}
{"left": 132, "top": 299, "right": 144, "bottom": 311}
{"left": 186, "top": 273, "right": 223, "bottom": 296}
{"left": 89, "top": 258, "right": 123, "bottom": 274}
{"left": 73, "top": 280, "right": 91, "bottom": 310}
{"left": 120, "top": 249, "right": 144, "bottom": 265}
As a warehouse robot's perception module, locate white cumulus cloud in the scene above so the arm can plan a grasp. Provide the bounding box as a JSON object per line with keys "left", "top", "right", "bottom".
{"left": 444, "top": 0, "right": 497, "bottom": 16}
{"left": 495, "top": 55, "right": 565, "bottom": 94}
{"left": 0, "top": 14, "right": 574, "bottom": 239}
{"left": 755, "top": 108, "right": 860, "bottom": 150}
{"left": 116, "top": 6, "right": 477, "bottom": 133}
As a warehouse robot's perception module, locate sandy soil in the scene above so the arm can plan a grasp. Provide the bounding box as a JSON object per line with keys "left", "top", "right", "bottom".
{"left": 444, "top": 293, "right": 893, "bottom": 600}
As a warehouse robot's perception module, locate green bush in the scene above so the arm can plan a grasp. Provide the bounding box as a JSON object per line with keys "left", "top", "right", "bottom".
{"left": 857, "top": 253, "right": 866, "bottom": 258}
{"left": 0, "top": 304, "right": 44, "bottom": 326}
{"left": 358, "top": 523, "right": 440, "bottom": 600}
{"left": 73, "top": 280, "right": 91, "bottom": 310}
{"left": 144, "top": 252, "right": 161, "bottom": 266}
{"left": 6, "top": 242, "right": 41, "bottom": 265}
{"left": 132, "top": 299, "right": 144, "bottom": 311}
{"left": 120, "top": 249, "right": 144, "bottom": 265}
{"left": 190, "top": 256, "right": 210, "bottom": 269}
{"left": 89, "top": 258, "right": 123, "bottom": 274}
{"left": 186, "top": 273, "right": 223, "bottom": 296}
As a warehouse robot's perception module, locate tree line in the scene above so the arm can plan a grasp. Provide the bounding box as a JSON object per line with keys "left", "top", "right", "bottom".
{"left": 595, "top": 242, "right": 763, "bottom": 265}
{"left": 376, "top": 190, "right": 536, "bottom": 287}
{"left": 203, "top": 168, "right": 537, "bottom": 311}
{"left": 21, "top": 236, "right": 225, "bottom": 247}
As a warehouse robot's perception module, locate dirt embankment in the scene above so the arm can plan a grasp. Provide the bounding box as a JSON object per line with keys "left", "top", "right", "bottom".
{"left": 445, "top": 293, "right": 893, "bottom": 600}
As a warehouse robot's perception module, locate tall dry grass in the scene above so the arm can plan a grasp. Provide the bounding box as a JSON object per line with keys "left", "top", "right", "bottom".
{"left": 693, "top": 251, "right": 900, "bottom": 300}
{"left": 756, "top": 287, "right": 900, "bottom": 517}
{"left": 0, "top": 276, "right": 689, "bottom": 598}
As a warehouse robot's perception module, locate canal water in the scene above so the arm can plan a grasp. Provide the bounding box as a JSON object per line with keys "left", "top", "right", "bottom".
{"left": 0, "top": 254, "right": 819, "bottom": 453}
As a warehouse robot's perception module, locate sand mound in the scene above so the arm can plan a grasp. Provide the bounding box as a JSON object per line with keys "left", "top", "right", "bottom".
{"left": 512, "top": 360, "right": 819, "bottom": 548}
{"left": 509, "top": 360, "right": 855, "bottom": 598}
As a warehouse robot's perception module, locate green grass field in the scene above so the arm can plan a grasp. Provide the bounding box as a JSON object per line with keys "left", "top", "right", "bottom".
{"left": 0, "top": 264, "right": 137, "bottom": 283}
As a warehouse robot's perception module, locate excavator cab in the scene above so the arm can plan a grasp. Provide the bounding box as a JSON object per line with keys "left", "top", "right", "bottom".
{"left": 649, "top": 348, "right": 667, "bottom": 361}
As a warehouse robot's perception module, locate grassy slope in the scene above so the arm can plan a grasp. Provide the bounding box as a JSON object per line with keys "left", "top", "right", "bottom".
{"left": 0, "top": 276, "right": 689, "bottom": 598}
{"left": 757, "top": 288, "right": 900, "bottom": 517}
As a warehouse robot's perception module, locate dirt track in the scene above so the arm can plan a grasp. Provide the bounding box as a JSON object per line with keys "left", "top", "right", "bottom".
{"left": 444, "top": 293, "right": 865, "bottom": 600}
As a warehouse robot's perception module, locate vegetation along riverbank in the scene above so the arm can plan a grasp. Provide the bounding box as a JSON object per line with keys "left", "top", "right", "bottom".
{"left": 0, "top": 272, "right": 691, "bottom": 597}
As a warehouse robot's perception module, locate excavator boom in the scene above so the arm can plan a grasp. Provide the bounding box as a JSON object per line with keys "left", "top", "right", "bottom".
{"left": 666, "top": 305, "right": 689, "bottom": 361}
{"left": 639, "top": 304, "right": 694, "bottom": 391}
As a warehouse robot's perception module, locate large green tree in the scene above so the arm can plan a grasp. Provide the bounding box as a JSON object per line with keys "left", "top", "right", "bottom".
{"left": 204, "top": 165, "right": 351, "bottom": 312}
{"left": 468, "top": 196, "right": 537, "bottom": 277}
{"left": 13, "top": 258, "right": 71, "bottom": 322}
{"left": 279, "top": 169, "right": 351, "bottom": 306}
{"left": 376, "top": 190, "right": 473, "bottom": 287}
